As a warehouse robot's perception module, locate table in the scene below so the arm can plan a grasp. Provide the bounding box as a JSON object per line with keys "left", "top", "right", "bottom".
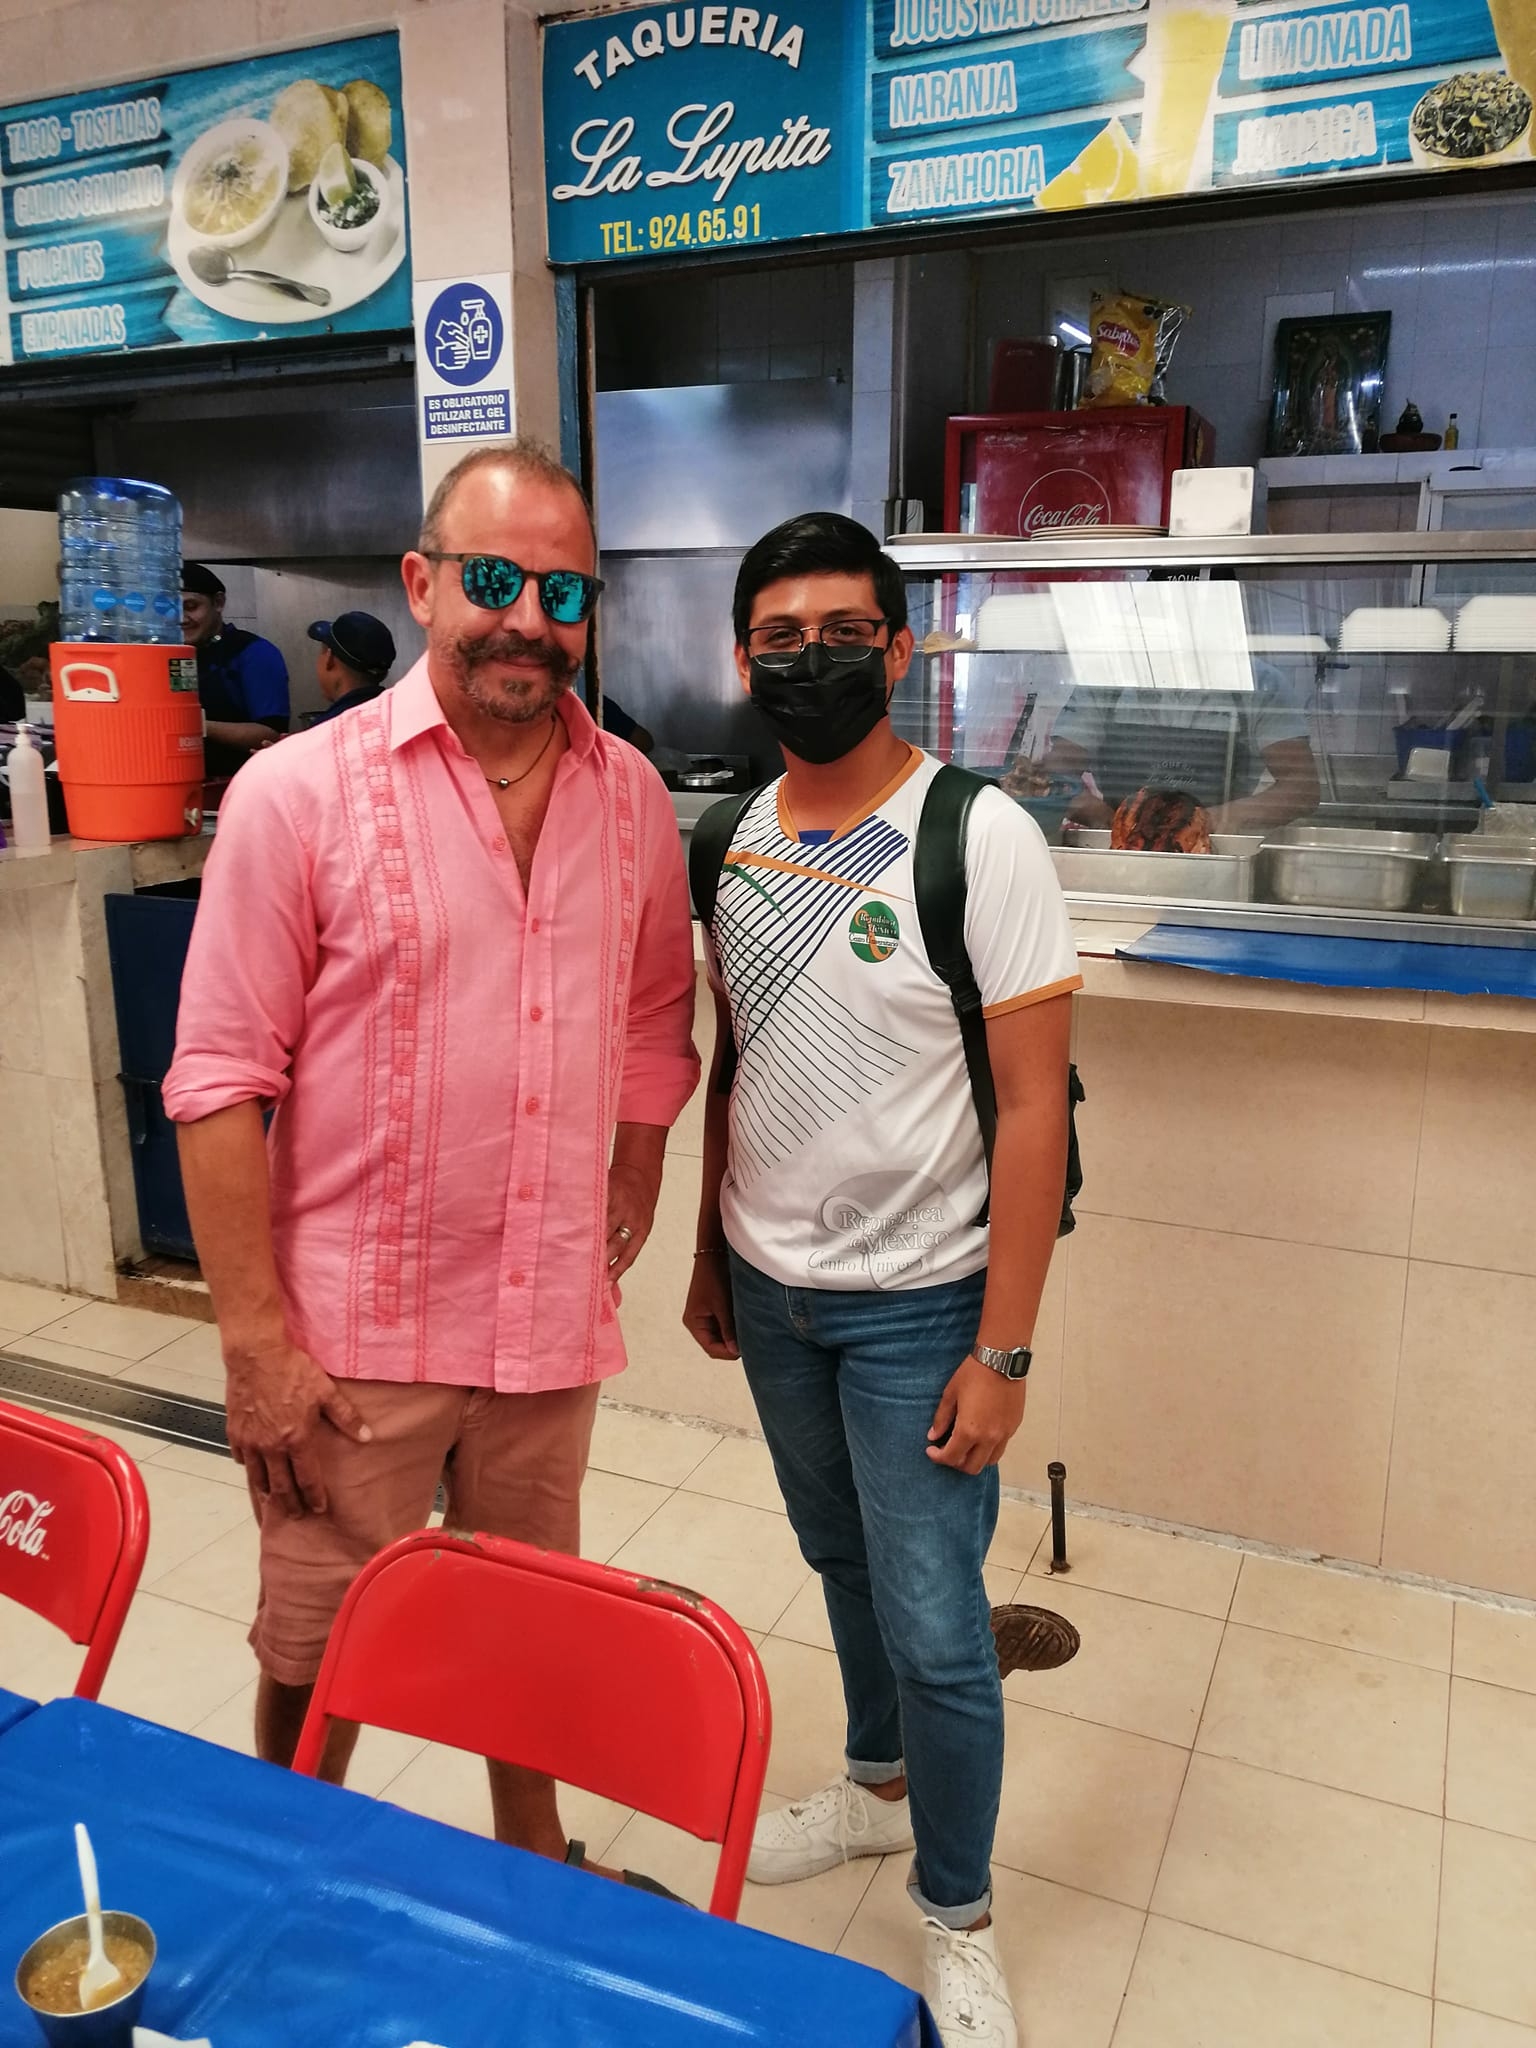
{"left": 1119, "top": 923, "right": 1536, "bottom": 998}
{"left": 0, "top": 1690, "right": 32, "bottom": 1736}
{"left": 0, "top": 1700, "right": 934, "bottom": 2047}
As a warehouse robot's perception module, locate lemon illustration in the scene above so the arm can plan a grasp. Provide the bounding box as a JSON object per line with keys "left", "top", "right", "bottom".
{"left": 316, "top": 141, "right": 359, "bottom": 210}
{"left": 1036, "top": 118, "right": 1140, "bottom": 211}
{"left": 183, "top": 132, "right": 285, "bottom": 238}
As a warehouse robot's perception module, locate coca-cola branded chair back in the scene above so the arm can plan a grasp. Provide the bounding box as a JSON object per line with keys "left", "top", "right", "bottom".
{"left": 0, "top": 1399, "right": 149, "bottom": 1700}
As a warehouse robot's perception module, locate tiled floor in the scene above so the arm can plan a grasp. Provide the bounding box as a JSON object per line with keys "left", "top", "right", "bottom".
{"left": 4, "top": 1279, "right": 1536, "bottom": 2045}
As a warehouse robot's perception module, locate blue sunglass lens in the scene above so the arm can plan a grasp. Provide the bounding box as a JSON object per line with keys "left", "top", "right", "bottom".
{"left": 462, "top": 557, "right": 523, "bottom": 609}
{"left": 541, "top": 570, "right": 594, "bottom": 624}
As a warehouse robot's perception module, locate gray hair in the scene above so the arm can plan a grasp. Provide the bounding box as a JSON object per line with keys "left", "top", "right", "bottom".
{"left": 417, "top": 440, "right": 595, "bottom": 553}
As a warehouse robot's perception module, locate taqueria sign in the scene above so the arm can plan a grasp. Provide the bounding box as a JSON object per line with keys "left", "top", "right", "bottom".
{"left": 541, "top": 1, "right": 1534, "bottom": 265}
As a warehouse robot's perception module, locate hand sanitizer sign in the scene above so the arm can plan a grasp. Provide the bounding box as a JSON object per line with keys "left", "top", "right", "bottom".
{"left": 413, "top": 273, "right": 513, "bottom": 443}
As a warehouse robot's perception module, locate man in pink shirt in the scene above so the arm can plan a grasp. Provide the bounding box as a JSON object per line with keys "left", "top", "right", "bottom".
{"left": 166, "top": 443, "right": 699, "bottom": 1872}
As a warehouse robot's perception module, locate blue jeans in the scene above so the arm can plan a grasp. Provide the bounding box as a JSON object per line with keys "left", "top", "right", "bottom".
{"left": 729, "top": 1251, "right": 1001, "bottom": 1928}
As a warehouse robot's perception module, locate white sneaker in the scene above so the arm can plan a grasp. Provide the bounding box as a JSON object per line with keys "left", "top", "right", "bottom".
{"left": 922, "top": 1918, "right": 1018, "bottom": 2048}
{"left": 747, "top": 1776, "right": 915, "bottom": 1884}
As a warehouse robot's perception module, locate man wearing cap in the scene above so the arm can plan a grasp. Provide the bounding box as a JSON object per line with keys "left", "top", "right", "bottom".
{"left": 181, "top": 562, "right": 290, "bottom": 779}
{"left": 304, "top": 610, "right": 396, "bottom": 726}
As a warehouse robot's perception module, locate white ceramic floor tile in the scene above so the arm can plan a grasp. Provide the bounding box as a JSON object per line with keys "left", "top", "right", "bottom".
{"left": 578, "top": 1469, "right": 674, "bottom": 1564}
{"left": 1232, "top": 1554, "right": 1454, "bottom": 1671}
{"left": 1454, "top": 1603, "right": 1536, "bottom": 1697}
{"left": 1004, "top": 1578, "right": 1223, "bottom": 1747}
{"left": 990, "top": 1498, "right": 1050, "bottom": 1572}
{"left": 140, "top": 1321, "right": 226, "bottom": 1383}
{"left": 148, "top": 1518, "right": 260, "bottom": 1626}
{"left": 1153, "top": 1753, "right": 1442, "bottom": 1995}
{"left": 153, "top": 1441, "right": 248, "bottom": 1490}
{"left": 139, "top": 1462, "right": 252, "bottom": 1583}
{"left": 1196, "top": 1625, "right": 1450, "bottom": 1813}
{"left": 588, "top": 1403, "right": 719, "bottom": 1487}
{"left": 1114, "top": 1916, "right": 1432, "bottom": 2048}
{"left": 681, "top": 1434, "right": 786, "bottom": 1514}
{"left": 12, "top": 1591, "right": 253, "bottom": 1730}
{"left": 754, "top": 1635, "right": 852, "bottom": 1801}
{"left": 1027, "top": 1514, "right": 1241, "bottom": 1618}
{"left": 1435, "top": 2007, "right": 1536, "bottom": 2047}
{"left": 31, "top": 1299, "right": 203, "bottom": 1362}
{"left": 9, "top": 1334, "right": 137, "bottom": 1379}
{"left": 992, "top": 1698, "right": 1188, "bottom": 1909}
{"left": 0, "top": 1280, "right": 92, "bottom": 1334}
{"left": 607, "top": 1491, "right": 812, "bottom": 1634}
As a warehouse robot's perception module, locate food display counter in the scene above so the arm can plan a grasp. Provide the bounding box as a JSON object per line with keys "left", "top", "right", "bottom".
{"left": 888, "top": 529, "right": 1536, "bottom": 951}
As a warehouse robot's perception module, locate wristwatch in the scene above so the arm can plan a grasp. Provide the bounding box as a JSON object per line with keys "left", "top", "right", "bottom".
{"left": 973, "top": 1342, "right": 1032, "bottom": 1381}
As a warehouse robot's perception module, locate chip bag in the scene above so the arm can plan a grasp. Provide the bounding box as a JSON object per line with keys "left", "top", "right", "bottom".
{"left": 1082, "top": 289, "right": 1188, "bottom": 406}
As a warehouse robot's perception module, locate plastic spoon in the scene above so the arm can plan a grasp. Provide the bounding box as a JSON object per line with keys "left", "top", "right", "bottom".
{"left": 73, "top": 1822, "right": 123, "bottom": 2011}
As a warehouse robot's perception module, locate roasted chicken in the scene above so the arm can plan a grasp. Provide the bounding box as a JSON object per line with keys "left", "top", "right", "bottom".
{"left": 1110, "top": 787, "right": 1213, "bottom": 854}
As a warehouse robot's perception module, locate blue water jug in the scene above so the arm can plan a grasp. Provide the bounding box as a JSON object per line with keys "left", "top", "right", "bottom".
{"left": 59, "top": 477, "right": 183, "bottom": 645}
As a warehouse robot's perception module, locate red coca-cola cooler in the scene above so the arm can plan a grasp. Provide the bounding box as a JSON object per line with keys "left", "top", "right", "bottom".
{"left": 943, "top": 406, "right": 1215, "bottom": 536}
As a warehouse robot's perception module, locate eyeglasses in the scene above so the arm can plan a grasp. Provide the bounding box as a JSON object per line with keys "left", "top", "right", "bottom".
{"left": 423, "top": 552, "right": 605, "bottom": 625}
{"left": 746, "top": 618, "right": 891, "bottom": 668}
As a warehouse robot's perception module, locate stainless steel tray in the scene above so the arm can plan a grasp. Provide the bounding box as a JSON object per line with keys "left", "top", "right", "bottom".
{"left": 1262, "top": 827, "right": 1436, "bottom": 913}
{"left": 1062, "top": 828, "right": 1264, "bottom": 858}
{"left": 1445, "top": 848, "right": 1536, "bottom": 920}
{"left": 1050, "top": 843, "right": 1257, "bottom": 903}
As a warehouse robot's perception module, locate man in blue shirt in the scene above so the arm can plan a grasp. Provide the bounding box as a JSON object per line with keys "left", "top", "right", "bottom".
{"left": 181, "top": 562, "right": 290, "bottom": 780}
{"left": 302, "top": 610, "right": 396, "bottom": 727}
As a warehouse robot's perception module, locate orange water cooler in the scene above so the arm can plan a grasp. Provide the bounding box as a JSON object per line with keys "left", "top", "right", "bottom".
{"left": 50, "top": 643, "right": 205, "bottom": 842}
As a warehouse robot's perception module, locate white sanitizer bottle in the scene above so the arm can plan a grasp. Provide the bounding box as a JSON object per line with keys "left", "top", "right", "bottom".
{"left": 8, "top": 722, "right": 51, "bottom": 853}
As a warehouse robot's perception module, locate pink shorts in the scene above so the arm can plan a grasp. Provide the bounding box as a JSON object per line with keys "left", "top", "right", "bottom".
{"left": 249, "top": 1379, "right": 601, "bottom": 1686}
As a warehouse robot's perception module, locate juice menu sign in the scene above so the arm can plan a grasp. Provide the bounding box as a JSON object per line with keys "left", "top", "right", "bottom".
{"left": 542, "top": 1, "right": 1531, "bottom": 263}
{"left": 0, "top": 32, "right": 410, "bottom": 366}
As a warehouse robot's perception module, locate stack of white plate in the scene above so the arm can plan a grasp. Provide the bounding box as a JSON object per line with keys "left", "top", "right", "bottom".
{"left": 1338, "top": 607, "right": 1452, "bottom": 654}
{"left": 1047, "top": 523, "right": 1167, "bottom": 538}
{"left": 1454, "top": 596, "right": 1536, "bottom": 652}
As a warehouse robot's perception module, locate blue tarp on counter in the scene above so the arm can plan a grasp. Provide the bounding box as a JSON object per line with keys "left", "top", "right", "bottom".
{"left": 1116, "top": 926, "right": 1536, "bottom": 1000}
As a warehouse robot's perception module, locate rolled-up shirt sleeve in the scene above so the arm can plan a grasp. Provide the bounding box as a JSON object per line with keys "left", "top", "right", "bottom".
{"left": 616, "top": 773, "right": 702, "bottom": 1127}
{"left": 163, "top": 758, "right": 317, "bottom": 1122}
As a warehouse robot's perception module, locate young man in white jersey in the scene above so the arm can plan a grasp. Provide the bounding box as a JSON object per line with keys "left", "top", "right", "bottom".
{"left": 684, "top": 514, "right": 1080, "bottom": 2046}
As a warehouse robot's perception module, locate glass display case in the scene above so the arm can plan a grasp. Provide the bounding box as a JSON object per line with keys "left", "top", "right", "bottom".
{"left": 887, "top": 529, "right": 1536, "bottom": 943}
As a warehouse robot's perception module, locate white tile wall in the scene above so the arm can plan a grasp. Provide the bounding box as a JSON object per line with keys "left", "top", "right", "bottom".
{"left": 971, "top": 189, "right": 1536, "bottom": 468}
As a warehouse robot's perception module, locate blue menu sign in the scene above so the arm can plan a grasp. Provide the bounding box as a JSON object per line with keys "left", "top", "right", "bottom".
{"left": 543, "top": 1, "right": 1531, "bottom": 264}
{"left": 0, "top": 32, "right": 410, "bottom": 365}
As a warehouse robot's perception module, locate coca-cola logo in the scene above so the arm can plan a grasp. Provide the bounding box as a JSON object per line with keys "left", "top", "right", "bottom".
{"left": 1020, "top": 469, "right": 1114, "bottom": 537}
{"left": 0, "top": 1490, "right": 52, "bottom": 1560}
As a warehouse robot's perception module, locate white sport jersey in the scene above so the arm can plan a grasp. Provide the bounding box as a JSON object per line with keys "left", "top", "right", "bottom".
{"left": 707, "top": 746, "right": 1081, "bottom": 1291}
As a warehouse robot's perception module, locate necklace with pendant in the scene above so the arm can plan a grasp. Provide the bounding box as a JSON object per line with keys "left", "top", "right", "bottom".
{"left": 485, "top": 714, "right": 558, "bottom": 790}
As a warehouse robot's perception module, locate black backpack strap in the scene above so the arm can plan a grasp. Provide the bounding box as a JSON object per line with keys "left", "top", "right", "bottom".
{"left": 915, "top": 765, "right": 1085, "bottom": 1239}
{"left": 915, "top": 766, "right": 998, "bottom": 1226}
{"left": 689, "top": 785, "right": 765, "bottom": 1098}
{"left": 688, "top": 786, "right": 763, "bottom": 928}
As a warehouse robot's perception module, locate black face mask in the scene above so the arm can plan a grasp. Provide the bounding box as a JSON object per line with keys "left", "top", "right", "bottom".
{"left": 748, "top": 641, "right": 891, "bottom": 765}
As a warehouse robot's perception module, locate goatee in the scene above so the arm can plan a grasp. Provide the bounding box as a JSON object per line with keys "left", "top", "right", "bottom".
{"left": 450, "top": 630, "right": 578, "bottom": 725}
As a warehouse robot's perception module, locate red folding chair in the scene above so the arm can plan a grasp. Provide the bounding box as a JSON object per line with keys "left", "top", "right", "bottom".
{"left": 293, "top": 1530, "right": 772, "bottom": 1918}
{"left": 0, "top": 1398, "right": 150, "bottom": 1700}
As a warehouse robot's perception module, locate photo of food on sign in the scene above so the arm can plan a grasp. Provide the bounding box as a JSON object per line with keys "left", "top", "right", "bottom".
{"left": 541, "top": 1, "right": 1535, "bottom": 267}
{"left": 0, "top": 32, "right": 409, "bottom": 364}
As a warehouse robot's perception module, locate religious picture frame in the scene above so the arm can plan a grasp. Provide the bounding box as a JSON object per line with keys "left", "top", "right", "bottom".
{"left": 1266, "top": 312, "right": 1392, "bottom": 458}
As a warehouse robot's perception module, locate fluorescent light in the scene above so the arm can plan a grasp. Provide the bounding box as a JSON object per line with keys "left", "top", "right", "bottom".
{"left": 1056, "top": 319, "right": 1091, "bottom": 346}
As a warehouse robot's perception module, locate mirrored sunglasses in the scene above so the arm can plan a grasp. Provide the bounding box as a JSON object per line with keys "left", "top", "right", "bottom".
{"left": 424, "top": 552, "right": 604, "bottom": 625}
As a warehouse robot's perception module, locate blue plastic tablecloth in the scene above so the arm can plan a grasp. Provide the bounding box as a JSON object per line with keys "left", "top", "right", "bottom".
{"left": 1117, "top": 924, "right": 1536, "bottom": 999}
{"left": 0, "top": 1700, "right": 933, "bottom": 2048}
{"left": 0, "top": 1690, "right": 33, "bottom": 1736}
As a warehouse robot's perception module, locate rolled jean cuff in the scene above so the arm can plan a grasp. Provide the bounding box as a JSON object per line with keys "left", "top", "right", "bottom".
{"left": 906, "top": 1857, "right": 992, "bottom": 1931}
{"left": 846, "top": 1754, "right": 906, "bottom": 1788}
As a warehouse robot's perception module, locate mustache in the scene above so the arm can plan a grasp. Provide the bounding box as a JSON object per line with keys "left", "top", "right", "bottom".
{"left": 455, "top": 630, "right": 575, "bottom": 681}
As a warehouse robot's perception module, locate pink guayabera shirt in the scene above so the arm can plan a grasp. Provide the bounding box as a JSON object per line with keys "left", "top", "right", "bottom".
{"left": 165, "top": 657, "right": 700, "bottom": 1393}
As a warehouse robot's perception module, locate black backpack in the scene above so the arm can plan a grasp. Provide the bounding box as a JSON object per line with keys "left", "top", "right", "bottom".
{"left": 688, "top": 763, "right": 1084, "bottom": 1238}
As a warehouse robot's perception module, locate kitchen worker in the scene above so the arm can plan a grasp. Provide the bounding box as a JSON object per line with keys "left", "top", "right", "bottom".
{"left": 1032, "top": 663, "right": 1321, "bottom": 834}
{"left": 165, "top": 443, "right": 699, "bottom": 1884}
{"left": 181, "top": 562, "right": 290, "bottom": 779}
{"left": 685, "top": 512, "right": 1081, "bottom": 2048}
{"left": 302, "top": 610, "right": 396, "bottom": 726}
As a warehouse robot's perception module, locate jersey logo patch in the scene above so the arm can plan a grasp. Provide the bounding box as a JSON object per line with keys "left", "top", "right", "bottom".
{"left": 848, "top": 901, "right": 900, "bottom": 962}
